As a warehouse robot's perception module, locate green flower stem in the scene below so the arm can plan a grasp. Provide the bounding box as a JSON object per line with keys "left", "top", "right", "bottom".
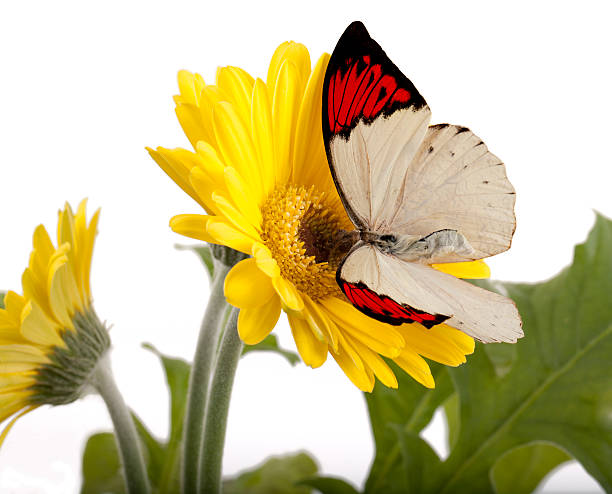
{"left": 199, "top": 307, "right": 243, "bottom": 494}
{"left": 182, "top": 262, "right": 232, "bottom": 494}
{"left": 92, "top": 354, "right": 151, "bottom": 494}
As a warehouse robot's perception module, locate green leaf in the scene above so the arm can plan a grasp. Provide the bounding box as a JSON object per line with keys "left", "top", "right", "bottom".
{"left": 81, "top": 345, "right": 191, "bottom": 493}
{"left": 242, "top": 334, "right": 300, "bottom": 366}
{"left": 142, "top": 343, "right": 192, "bottom": 493}
{"left": 176, "top": 243, "right": 215, "bottom": 280}
{"left": 81, "top": 433, "right": 126, "bottom": 494}
{"left": 393, "top": 428, "right": 442, "bottom": 494}
{"left": 422, "top": 213, "right": 612, "bottom": 493}
{"left": 491, "top": 442, "right": 571, "bottom": 494}
{"left": 223, "top": 451, "right": 318, "bottom": 494}
{"left": 80, "top": 416, "right": 165, "bottom": 494}
{"left": 443, "top": 393, "right": 460, "bottom": 450}
{"left": 299, "top": 476, "right": 359, "bottom": 494}
{"left": 364, "top": 361, "right": 453, "bottom": 494}
{"left": 0, "top": 292, "right": 5, "bottom": 309}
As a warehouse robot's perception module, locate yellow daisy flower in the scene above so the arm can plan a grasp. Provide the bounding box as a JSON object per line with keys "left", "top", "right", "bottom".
{"left": 0, "top": 200, "right": 108, "bottom": 445}
{"left": 149, "top": 42, "right": 484, "bottom": 391}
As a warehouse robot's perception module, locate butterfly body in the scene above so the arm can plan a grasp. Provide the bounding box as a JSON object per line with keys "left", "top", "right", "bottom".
{"left": 323, "top": 22, "right": 523, "bottom": 343}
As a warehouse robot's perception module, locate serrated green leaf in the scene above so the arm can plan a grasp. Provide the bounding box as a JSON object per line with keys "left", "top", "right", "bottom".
{"left": 421, "top": 214, "right": 612, "bottom": 494}
{"left": 0, "top": 292, "right": 5, "bottom": 309}
{"left": 299, "top": 476, "right": 359, "bottom": 494}
{"left": 242, "top": 334, "right": 300, "bottom": 366}
{"left": 491, "top": 442, "right": 571, "bottom": 494}
{"left": 81, "top": 433, "right": 126, "bottom": 494}
{"left": 364, "top": 361, "right": 453, "bottom": 494}
{"left": 176, "top": 243, "right": 215, "bottom": 280}
{"left": 223, "top": 451, "right": 318, "bottom": 494}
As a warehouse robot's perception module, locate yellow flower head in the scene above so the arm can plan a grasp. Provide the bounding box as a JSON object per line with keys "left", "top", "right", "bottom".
{"left": 0, "top": 200, "right": 108, "bottom": 446}
{"left": 149, "top": 42, "right": 481, "bottom": 391}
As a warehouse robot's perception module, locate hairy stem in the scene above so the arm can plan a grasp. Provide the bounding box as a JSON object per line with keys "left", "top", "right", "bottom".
{"left": 182, "top": 262, "right": 231, "bottom": 494}
{"left": 92, "top": 354, "right": 151, "bottom": 494}
{"left": 199, "top": 308, "right": 243, "bottom": 494}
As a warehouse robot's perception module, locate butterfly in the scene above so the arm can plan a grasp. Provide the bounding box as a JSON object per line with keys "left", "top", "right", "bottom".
{"left": 322, "top": 21, "right": 523, "bottom": 343}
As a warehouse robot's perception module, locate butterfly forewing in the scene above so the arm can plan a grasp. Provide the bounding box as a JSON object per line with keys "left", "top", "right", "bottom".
{"left": 387, "top": 124, "right": 516, "bottom": 259}
{"left": 322, "top": 21, "right": 431, "bottom": 231}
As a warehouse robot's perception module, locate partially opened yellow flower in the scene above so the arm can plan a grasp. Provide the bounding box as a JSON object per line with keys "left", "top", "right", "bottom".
{"left": 0, "top": 200, "right": 109, "bottom": 445}
{"left": 149, "top": 42, "right": 482, "bottom": 391}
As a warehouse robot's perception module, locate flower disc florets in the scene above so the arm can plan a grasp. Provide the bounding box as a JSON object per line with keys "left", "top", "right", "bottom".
{"left": 261, "top": 185, "right": 341, "bottom": 301}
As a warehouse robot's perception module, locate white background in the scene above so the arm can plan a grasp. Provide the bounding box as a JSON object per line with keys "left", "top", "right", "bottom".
{"left": 1, "top": 0, "right": 611, "bottom": 492}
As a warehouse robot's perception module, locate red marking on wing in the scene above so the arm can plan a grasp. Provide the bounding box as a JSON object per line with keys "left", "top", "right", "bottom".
{"left": 328, "top": 56, "right": 411, "bottom": 135}
{"left": 341, "top": 281, "right": 447, "bottom": 328}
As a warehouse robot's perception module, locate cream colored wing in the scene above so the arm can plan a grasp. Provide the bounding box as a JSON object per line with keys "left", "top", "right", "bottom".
{"left": 338, "top": 243, "right": 523, "bottom": 343}
{"left": 387, "top": 124, "right": 516, "bottom": 259}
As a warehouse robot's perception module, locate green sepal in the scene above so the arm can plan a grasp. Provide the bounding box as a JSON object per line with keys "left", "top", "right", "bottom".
{"left": 0, "top": 291, "right": 5, "bottom": 309}
{"left": 30, "top": 309, "right": 110, "bottom": 406}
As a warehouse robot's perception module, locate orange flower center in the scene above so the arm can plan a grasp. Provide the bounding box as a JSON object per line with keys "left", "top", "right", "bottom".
{"left": 260, "top": 185, "right": 343, "bottom": 301}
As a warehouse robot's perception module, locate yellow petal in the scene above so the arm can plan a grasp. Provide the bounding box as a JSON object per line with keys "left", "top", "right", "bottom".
{"left": 293, "top": 53, "right": 332, "bottom": 186}
{"left": 394, "top": 350, "right": 435, "bottom": 389}
{"left": 216, "top": 66, "right": 254, "bottom": 130}
{"left": 302, "top": 295, "right": 339, "bottom": 351}
{"left": 206, "top": 220, "right": 256, "bottom": 255}
{"left": 177, "top": 70, "right": 204, "bottom": 105}
{"left": 211, "top": 192, "right": 261, "bottom": 239}
{"left": 267, "top": 42, "right": 310, "bottom": 97}
{"left": 0, "top": 405, "right": 37, "bottom": 449}
{"left": 396, "top": 323, "right": 471, "bottom": 367}
{"left": 148, "top": 147, "right": 207, "bottom": 210}
{"left": 0, "top": 344, "right": 50, "bottom": 364}
{"left": 251, "top": 244, "right": 280, "bottom": 278}
{"left": 169, "top": 214, "right": 217, "bottom": 243}
{"left": 287, "top": 312, "right": 327, "bottom": 368}
{"left": 348, "top": 335, "right": 398, "bottom": 389}
{"left": 82, "top": 208, "right": 100, "bottom": 300}
{"left": 224, "top": 258, "right": 276, "bottom": 309}
{"left": 237, "top": 296, "right": 281, "bottom": 345}
{"left": 224, "top": 166, "right": 263, "bottom": 228}
{"left": 320, "top": 297, "right": 404, "bottom": 357}
{"left": 432, "top": 260, "right": 491, "bottom": 279}
{"left": 272, "top": 60, "right": 301, "bottom": 185}
{"left": 212, "top": 101, "right": 262, "bottom": 202}
{"left": 330, "top": 344, "right": 374, "bottom": 392}
{"left": 251, "top": 78, "right": 276, "bottom": 197}
{"left": 272, "top": 276, "right": 304, "bottom": 311}
{"left": 175, "top": 103, "right": 208, "bottom": 149}
{"left": 20, "top": 301, "right": 64, "bottom": 347}
{"left": 430, "top": 323, "right": 476, "bottom": 355}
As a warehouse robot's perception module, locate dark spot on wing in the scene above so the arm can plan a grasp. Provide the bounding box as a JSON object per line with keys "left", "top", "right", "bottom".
{"left": 483, "top": 180, "right": 489, "bottom": 184}
{"left": 456, "top": 126, "right": 470, "bottom": 134}
{"left": 428, "top": 145, "right": 434, "bottom": 153}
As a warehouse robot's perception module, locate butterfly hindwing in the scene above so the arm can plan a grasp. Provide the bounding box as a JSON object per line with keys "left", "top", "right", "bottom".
{"left": 338, "top": 244, "right": 523, "bottom": 343}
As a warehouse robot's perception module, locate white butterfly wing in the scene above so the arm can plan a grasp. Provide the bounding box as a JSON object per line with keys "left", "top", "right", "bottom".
{"left": 322, "top": 21, "right": 431, "bottom": 231}
{"left": 338, "top": 244, "right": 523, "bottom": 343}
{"left": 387, "top": 124, "right": 516, "bottom": 259}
